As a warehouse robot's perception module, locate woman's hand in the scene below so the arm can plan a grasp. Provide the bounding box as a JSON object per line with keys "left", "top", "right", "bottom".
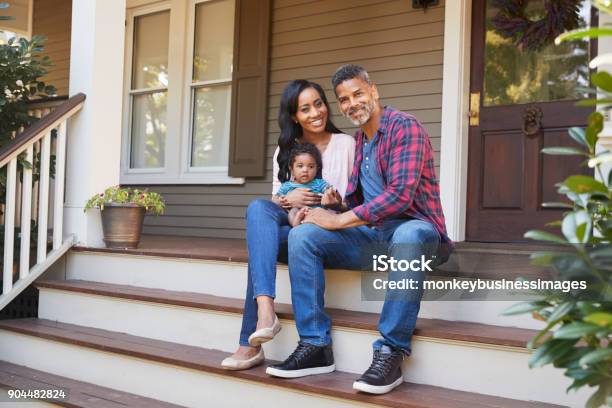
{"left": 284, "top": 188, "right": 321, "bottom": 208}
{"left": 321, "top": 187, "right": 342, "bottom": 209}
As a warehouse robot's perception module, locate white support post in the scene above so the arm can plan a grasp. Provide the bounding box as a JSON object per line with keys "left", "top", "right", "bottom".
{"left": 53, "top": 121, "right": 67, "bottom": 249}
{"left": 3, "top": 159, "right": 17, "bottom": 294}
{"left": 37, "top": 133, "right": 51, "bottom": 263}
{"left": 65, "top": 0, "right": 126, "bottom": 247}
{"left": 20, "top": 145, "right": 33, "bottom": 279}
{"left": 439, "top": 0, "right": 472, "bottom": 242}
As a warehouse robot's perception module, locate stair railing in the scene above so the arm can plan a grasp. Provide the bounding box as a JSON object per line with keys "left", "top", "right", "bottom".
{"left": 0, "top": 93, "right": 86, "bottom": 310}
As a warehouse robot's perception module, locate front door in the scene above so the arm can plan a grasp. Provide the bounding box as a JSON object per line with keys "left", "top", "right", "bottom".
{"left": 466, "top": 0, "right": 594, "bottom": 242}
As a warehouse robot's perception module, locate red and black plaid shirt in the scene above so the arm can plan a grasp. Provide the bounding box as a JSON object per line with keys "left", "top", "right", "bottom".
{"left": 345, "top": 106, "right": 451, "bottom": 244}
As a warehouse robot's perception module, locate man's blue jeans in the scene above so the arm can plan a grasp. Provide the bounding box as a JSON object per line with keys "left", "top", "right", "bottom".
{"left": 239, "top": 199, "right": 290, "bottom": 346}
{"left": 288, "top": 218, "right": 440, "bottom": 355}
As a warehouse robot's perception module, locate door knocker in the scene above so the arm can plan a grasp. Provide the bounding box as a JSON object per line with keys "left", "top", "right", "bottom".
{"left": 522, "top": 106, "right": 543, "bottom": 138}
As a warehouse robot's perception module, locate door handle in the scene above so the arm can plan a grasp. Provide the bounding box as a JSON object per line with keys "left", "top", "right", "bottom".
{"left": 468, "top": 92, "right": 480, "bottom": 126}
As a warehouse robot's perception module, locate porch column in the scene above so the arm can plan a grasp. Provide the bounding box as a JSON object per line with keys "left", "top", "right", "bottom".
{"left": 439, "top": 0, "right": 472, "bottom": 241}
{"left": 64, "top": 0, "right": 126, "bottom": 247}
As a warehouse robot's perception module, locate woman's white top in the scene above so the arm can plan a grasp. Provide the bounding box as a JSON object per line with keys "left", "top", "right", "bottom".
{"left": 272, "top": 133, "right": 356, "bottom": 198}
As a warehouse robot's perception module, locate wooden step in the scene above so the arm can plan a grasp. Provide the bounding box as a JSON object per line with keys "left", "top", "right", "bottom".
{"left": 72, "top": 235, "right": 559, "bottom": 280}
{"left": 0, "top": 319, "right": 562, "bottom": 408}
{"left": 36, "top": 279, "right": 538, "bottom": 349}
{"left": 0, "top": 360, "right": 184, "bottom": 407}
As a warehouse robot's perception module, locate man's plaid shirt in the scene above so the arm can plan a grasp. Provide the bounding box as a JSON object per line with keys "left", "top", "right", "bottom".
{"left": 345, "top": 106, "right": 451, "bottom": 244}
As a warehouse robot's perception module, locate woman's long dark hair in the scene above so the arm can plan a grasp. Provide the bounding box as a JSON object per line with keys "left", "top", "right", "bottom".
{"left": 277, "top": 80, "right": 342, "bottom": 183}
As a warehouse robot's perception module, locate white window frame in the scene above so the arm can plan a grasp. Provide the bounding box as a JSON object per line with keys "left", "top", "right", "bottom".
{"left": 121, "top": 0, "right": 244, "bottom": 185}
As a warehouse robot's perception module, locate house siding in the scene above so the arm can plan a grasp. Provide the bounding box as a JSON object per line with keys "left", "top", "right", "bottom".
{"left": 143, "top": 0, "right": 445, "bottom": 239}
{"left": 33, "top": 0, "right": 71, "bottom": 96}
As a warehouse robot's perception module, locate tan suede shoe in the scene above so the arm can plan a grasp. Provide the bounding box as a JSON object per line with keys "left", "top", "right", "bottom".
{"left": 221, "top": 348, "right": 265, "bottom": 370}
{"left": 248, "top": 315, "right": 282, "bottom": 346}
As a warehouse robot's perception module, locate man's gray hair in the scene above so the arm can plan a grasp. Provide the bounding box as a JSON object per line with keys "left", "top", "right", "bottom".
{"left": 331, "top": 64, "right": 372, "bottom": 93}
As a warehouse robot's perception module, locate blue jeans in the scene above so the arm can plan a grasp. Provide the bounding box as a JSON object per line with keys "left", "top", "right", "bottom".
{"left": 288, "top": 218, "right": 440, "bottom": 355}
{"left": 239, "top": 199, "right": 290, "bottom": 346}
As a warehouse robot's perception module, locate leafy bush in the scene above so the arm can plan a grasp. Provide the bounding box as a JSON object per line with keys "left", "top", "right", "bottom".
{"left": 0, "top": 35, "right": 56, "bottom": 142}
{"left": 504, "top": 2, "right": 612, "bottom": 407}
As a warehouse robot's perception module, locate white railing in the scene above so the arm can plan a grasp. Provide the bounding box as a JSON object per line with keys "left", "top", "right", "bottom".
{"left": 0, "top": 94, "right": 86, "bottom": 310}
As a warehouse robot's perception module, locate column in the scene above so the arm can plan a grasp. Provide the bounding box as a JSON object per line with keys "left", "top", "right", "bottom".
{"left": 64, "top": 0, "right": 126, "bottom": 247}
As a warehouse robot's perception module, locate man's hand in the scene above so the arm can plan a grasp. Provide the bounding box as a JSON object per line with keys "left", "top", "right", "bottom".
{"left": 302, "top": 207, "right": 341, "bottom": 230}
{"left": 303, "top": 208, "right": 369, "bottom": 230}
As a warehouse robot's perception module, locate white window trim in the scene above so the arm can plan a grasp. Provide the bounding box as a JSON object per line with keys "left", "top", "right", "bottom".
{"left": 121, "top": 0, "right": 244, "bottom": 185}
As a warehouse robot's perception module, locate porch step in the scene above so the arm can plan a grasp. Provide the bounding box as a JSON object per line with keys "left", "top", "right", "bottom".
{"left": 0, "top": 319, "right": 564, "bottom": 408}
{"left": 73, "top": 235, "right": 558, "bottom": 280}
{"left": 34, "top": 279, "right": 589, "bottom": 407}
{"left": 0, "top": 360, "right": 184, "bottom": 407}
{"left": 64, "top": 250, "right": 544, "bottom": 330}
{"left": 36, "top": 279, "right": 537, "bottom": 348}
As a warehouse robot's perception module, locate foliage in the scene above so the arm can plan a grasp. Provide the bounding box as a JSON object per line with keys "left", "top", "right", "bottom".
{"left": 505, "top": 110, "right": 611, "bottom": 407}
{"left": 0, "top": 35, "right": 56, "bottom": 141}
{"left": 505, "top": 3, "right": 612, "bottom": 406}
{"left": 84, "top": 186, "right": 166, "bottom": 216}
{"left": 0, "top": 34, "right": 57, "bottom": 222}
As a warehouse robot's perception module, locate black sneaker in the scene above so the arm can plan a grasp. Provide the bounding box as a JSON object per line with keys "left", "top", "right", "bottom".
{"left": 266, "top": 342, "right": 335, "bottom": 378}
{"left": 352, "top": 345, "right": 404, "bottom": 394}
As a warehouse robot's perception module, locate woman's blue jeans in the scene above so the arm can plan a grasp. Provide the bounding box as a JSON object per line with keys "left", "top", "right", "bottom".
{"left": 239, "top": 199, "right": 290, "bottom": 346}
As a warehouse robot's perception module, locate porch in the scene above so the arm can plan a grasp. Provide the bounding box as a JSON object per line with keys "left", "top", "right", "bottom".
{"left": 0, "top": 0, "right": 606, "bottom": 407}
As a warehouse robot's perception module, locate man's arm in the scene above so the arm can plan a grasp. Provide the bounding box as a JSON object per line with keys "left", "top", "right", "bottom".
{"left": 302, "top": 208, "right": 367, "bottom": 230}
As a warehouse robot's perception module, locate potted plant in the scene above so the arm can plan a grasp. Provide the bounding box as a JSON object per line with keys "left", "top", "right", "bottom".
{"left": 84, "top": 186, "right": 165, "bottom": 249}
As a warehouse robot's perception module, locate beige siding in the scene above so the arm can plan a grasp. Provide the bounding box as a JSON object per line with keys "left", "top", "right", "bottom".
{"left": 143, "top": 0, "right": 445, "bottom": 239}
{"left": 32, "top": 0, "right": 71, "bottom": 96}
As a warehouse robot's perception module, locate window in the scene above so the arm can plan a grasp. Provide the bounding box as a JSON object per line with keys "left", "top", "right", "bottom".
{"left": 189, "top": 0, "right": 234, "bottom": 169}
{"left": 0, "top": 0, "right": 33, "bottom": 44}
{"left": 122, "top": 0, "right": 243, "bottom": 184}
{"left": 129, "top": 10, "right": 169, "bottom": 169}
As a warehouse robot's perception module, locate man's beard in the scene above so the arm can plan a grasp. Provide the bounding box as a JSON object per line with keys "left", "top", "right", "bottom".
{"left": 343, "top": 99, "right": 375, "bottom": 126}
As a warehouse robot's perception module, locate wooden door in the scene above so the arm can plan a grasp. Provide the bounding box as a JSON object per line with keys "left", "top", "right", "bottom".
{"left": 466, "top": 0, "right": 595, "bottom": 242}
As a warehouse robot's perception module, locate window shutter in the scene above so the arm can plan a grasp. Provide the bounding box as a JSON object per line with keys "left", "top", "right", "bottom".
{"left": 228, "top": 0, "right": 271, "bottom": 177}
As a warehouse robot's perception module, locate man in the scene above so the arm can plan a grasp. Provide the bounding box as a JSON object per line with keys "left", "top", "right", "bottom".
{"left": 266, "top": 64, "right": 451, "bottom": 395}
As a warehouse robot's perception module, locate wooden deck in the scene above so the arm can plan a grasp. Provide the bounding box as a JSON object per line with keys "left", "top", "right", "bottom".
{"left": 73, "top": 234, "right": 558, "bottom": 280}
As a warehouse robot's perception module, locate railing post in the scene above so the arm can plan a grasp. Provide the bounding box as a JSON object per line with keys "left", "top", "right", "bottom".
{"left": 53, "top": 122, "right": 67, "bottom": 249}
{"left": 19, "top": 146, "right": 33, "bottom": 279}
{"left": 3, "top": 159, "right": 17, "bottom": 294}
{"left": 37, "top": 133, "right": 51, "bottom": 263}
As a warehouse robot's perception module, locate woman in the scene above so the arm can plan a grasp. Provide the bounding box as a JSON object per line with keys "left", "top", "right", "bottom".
{"left": 221, "top": 80, "right": 355, "bottom": 369}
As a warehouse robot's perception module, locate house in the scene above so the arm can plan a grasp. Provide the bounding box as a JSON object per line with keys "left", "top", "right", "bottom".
{"left": 0, "top": 0, "right": 605, "bottom": 407}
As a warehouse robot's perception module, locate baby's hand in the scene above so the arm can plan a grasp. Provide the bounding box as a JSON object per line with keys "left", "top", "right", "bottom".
{"left": 321, "top": 187, "right": 341, "bottom": 208}
{"left": 289, "top": 207, "right": 309, "bottom": 227}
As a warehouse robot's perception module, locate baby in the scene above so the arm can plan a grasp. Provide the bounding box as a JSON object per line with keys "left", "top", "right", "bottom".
{"left": 275, "top": 142, "right": 341, "bottom": 227}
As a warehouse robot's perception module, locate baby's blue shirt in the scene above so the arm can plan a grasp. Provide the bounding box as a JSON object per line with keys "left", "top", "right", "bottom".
{"left": 276, "top": 178, "right": 330, "bottom": 204}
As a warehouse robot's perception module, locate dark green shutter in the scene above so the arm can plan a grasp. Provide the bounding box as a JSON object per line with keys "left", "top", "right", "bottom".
{"left": 228, "top": 0, "right": 271, "bottom": 177}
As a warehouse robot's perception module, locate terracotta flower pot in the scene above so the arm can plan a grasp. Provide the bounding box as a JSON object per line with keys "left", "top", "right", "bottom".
{"left": 100, "top": 205, "right": 146, "bottom": 249}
